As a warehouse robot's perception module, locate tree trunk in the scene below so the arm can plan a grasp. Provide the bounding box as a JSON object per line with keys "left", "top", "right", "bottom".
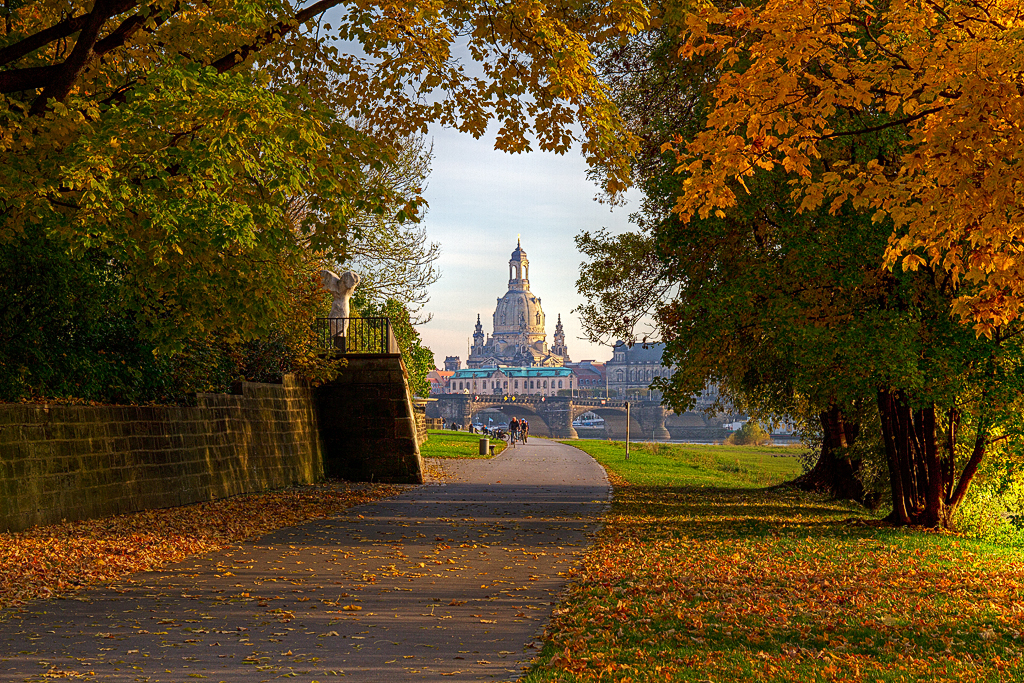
{"left": 877, "top": 389, "right": 983, "bottom": 528}
{"left": 878, "top": 389, "right": 911, "bottom": 525}
{"left": 792, "top": 406, "right": 866, "bottom": 503}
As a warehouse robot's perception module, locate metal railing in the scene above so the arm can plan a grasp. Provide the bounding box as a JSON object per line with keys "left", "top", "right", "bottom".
{"left": 315, "top": 317, "right": 400, "bottom": 354}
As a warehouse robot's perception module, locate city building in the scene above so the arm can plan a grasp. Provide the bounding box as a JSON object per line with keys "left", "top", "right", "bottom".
{"left": 447, "top": 366, "right": 575, "bottom": 397}
{"left": 565, "top": 360, "right": 606, "bottom": 397}
{"left": 443, "top": 356, "right": 461, "bottom": 372}
{"left": 466, "top": 240, "right": 568, "bottom": 368}
{"left": 605, "top": 341, "right": 676, "bottom": 401}
{"left": 425, "top": 369, "right": 453, "bottom": 396}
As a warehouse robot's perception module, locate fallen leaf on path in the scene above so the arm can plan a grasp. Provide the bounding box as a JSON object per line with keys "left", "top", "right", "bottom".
{"left": 0, "top": 481, "right": 401, "bottom": 609}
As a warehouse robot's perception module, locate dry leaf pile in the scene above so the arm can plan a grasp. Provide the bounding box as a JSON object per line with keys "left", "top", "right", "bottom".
{"left": 0, "top": 481, "right": 402, "bottom": 610}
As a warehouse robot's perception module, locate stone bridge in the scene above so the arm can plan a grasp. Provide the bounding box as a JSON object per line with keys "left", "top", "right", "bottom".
{"left": 428, "top": 395, "right": 672, "bottom": 440}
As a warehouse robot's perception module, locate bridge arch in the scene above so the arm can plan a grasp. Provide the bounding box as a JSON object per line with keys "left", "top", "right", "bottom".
{"left": 429, "top": 395, "right": 667, "bottom": 440}
{"left": 470, "top": 404, "right": 548, "bottom": 436}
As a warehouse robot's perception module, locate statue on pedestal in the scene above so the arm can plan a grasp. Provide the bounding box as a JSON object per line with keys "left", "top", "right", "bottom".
{"left": 321, "top": 269, "right": 360, "bottom": 338}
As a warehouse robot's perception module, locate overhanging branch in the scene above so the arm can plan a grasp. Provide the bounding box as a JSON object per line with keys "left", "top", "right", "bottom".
{"left": 820, "top": 107, "right": 944, "bottom": 139}
{"left": 209, "top": 0, "right": 343, "bottom": 73}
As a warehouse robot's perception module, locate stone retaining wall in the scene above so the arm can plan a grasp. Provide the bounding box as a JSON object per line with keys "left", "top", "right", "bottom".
{"left": 0, "top": 376, "right": 322, "bottom": 532}
{"left": 316, "top": 355, "right": 423, "bottom": 484}
{"left": 413, "top": 404, "right": 428, "bottom": 445}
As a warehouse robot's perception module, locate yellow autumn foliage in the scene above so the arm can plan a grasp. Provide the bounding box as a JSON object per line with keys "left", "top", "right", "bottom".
{"left": 662, "top": 0, "right": 1024, "bottom": 334}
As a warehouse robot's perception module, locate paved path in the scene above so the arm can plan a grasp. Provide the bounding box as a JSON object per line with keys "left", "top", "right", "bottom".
{"left": 0, "top": 439, "right": 609, "bottom": 681}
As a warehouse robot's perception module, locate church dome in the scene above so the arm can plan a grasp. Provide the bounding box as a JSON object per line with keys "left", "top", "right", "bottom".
{"left": 466, "top": 239, "right": 567, "bottom": 370}
{"left": 493, "top": 289, "right": 545, "bottom": 336}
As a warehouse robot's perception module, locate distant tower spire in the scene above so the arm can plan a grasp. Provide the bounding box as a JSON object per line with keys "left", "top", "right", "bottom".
{"left": 552, "top": 313, "right": 569, "bottom": 361}
{"left": 471, "top": 314, "right": 485, "bottom": 358}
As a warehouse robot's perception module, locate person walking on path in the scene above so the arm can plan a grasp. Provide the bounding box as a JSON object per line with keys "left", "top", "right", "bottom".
{"left": 0, "top": 439, "right": 609, "bottom": 682}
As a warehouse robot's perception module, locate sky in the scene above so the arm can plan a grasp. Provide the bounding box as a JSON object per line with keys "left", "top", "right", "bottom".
{"left": 416, "top": 123, "right": 639, "bottom": 368}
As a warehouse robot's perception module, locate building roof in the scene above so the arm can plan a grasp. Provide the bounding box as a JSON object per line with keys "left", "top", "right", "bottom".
{"left": 610, "top": 341, "right": 667, "bottom": 364}
{"left": 450, "top": 366, "right": 573, "bottom": 379}
{"left": 502, "top": 367, "right": 573, "bottom": 378}
{"left": 511, "top": 239, "right": 527, "bottom": 261}
{"left": 492, "top": 288, "right": 544, "bottom": 335}
{"left": 450, "top": 368, "right": 506, "bottom": 379}
{"left": 566, "top": 362, "right": 604, "bottom": 378}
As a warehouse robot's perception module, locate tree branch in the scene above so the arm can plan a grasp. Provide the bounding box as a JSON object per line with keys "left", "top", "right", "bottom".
{"left": 0, "top": 64, "right": 59, "bottom": 93}
{"left": 820, "top": 107, "right": 944, "bottom": 139}
{"left": 30, "top": 0, "right": 120, "bottom": 114}
{"left": 947, "top": 420, "right": 987, "bottom": 509}
{"left": 0, "top": 1, "right": 172, "bottom": 96}
{"left": 93, "top": 2, "right": 163, "bottom": 57}
{"left": 0, "top": 0, "right": 140, "bottom": 70}
{"left": 0, "top": 12, "right": 92, "bottom": 68}
{"left": 209, "top": 0, "right": 343, "bottom": 73}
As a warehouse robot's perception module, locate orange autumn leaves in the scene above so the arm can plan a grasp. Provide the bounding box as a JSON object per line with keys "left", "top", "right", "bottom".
{"left": 534, "top": 483, "right": 1024, "bottom": 682}
{"left": 662, "top": 0, "right": 1024, "bottom": 335}
{"left": 0, "top": 482, "right": 401, "bottom": 610}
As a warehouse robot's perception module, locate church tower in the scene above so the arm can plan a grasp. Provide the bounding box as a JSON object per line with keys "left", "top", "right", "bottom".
{"left": 466, "top": 239, "right": 567, "bottom": 368}
{"left": 551, "top": 314, "right": 570, "bottom": 360}
{"left": 508, "top": 239, "right": 529, "bottom": 290}
{"left": 471, "top": 314, "right": 485, "bottom": 356}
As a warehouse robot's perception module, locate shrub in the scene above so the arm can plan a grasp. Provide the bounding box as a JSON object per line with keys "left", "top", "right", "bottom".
{"left": 727, "top": 421, "right": 772, "bottom": 446}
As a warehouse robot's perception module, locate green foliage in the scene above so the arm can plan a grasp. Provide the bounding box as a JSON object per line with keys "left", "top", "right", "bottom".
{"left": 726, "top": 421, "right": 771, "bottom": 447}
{"left": 0, "top": 64, "right": 363, "bottom": 402}
{"left": 949, "top": 443, "right": 1024, "bottom": 547}
{"left": 356, "top": 297, "right": 435, "bottom": 398}
{"left": 0, "top": 0, "right": 645, "bottom": 403}
{"left": 0, "top": 229, "right": 169, "bottom": 403}
{"left": 0, "top": 224, "right": 343, "bottom": 403}
{"left": 4, "top": 65, "right": 375, "bottom": 352}
{"left": 951, "top": 484, "right": 1024, "bottom": 548}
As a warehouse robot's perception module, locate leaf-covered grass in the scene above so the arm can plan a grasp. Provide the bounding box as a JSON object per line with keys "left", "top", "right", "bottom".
{"left": 524, "top": 440, "right": 1024, "bottom": 682}
{"left": 420, "top": 428, "right": 504, "bottom": 459}
{"left": 0, "top": 481, "right": 402, "bottom": 611}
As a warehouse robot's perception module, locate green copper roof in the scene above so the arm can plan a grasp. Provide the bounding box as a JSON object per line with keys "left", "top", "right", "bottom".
{"left": 450, "top": 366, "right": 573, "bottom": 379}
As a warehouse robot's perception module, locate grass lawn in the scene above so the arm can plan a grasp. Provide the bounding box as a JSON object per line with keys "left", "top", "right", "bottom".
{"left": 521, "top": 440, "right": 1024, "bottom": 682}
{"left": 420, "top": 428, "right": 505, "bottom": 459}
{"left": 569, "top": 440, "right": 805, "bottom": 488}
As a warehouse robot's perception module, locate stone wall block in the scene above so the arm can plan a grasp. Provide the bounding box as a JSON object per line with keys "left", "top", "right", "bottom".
{"left": 0, "top": 425, "right": 22, "bottom": 445}
{"left": 316, "top": 355, "right": 422, "bottom": 485}
{"left": 0, "top": 379, "right": 326, "bottom": 532}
